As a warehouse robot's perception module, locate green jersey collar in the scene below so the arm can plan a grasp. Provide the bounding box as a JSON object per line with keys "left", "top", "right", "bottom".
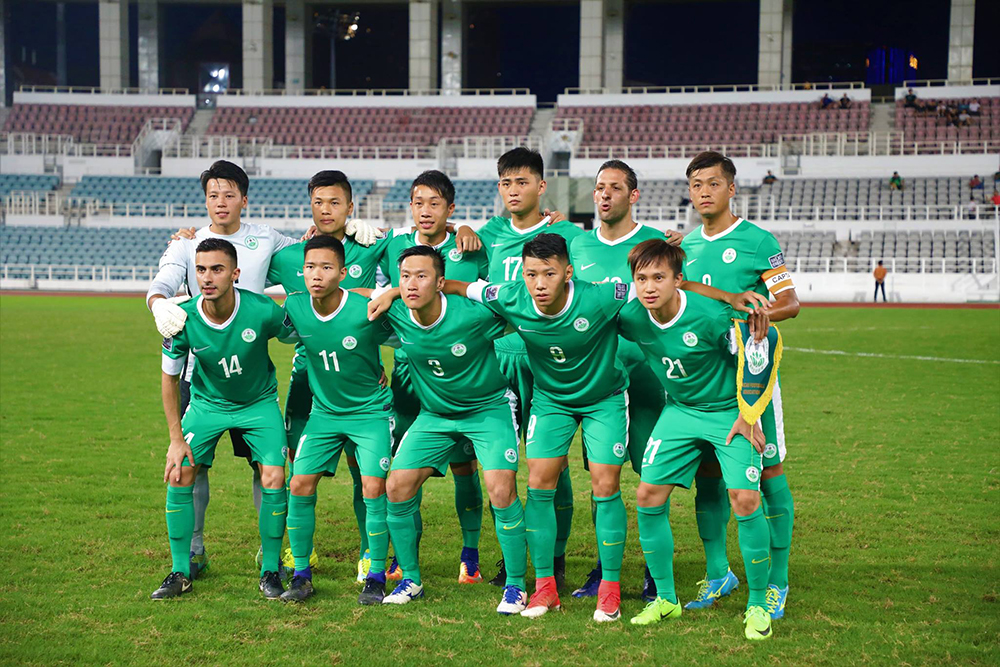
{"left": 409, "top": 292, "right": 448, "bottom": 330}
{"left": 699, "top": 217, "right": 745, "bottom": 242}
{"left": 197, "top": 288, "right": 241, "bottom": 330}
{"left": 532, "top": 280, "right": 575, "bottom": 319}
{"left": 596, "top": 222, "right": 644, "bottom": 246}
{"left": 310, "top": 287, "right": 349, "bottom": 322}
{"left": 647, "top": 289, "right": 687, "bottom": 330}
{"left": 509, "top": 215, "right": 551, "bottom": 236}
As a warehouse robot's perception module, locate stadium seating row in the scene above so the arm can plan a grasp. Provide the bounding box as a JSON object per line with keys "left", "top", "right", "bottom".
{"left": 895, "top": 97, "right": 999, "bottom": 141}
{"left": 2, "top": 104, "right": 194, "bottom": 145}
{"left": 0, "top": 174, "right": 60, "bottom": 198}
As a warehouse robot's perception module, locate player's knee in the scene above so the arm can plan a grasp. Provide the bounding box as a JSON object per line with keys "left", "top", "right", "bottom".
{"left": 361, "top": 475, "right": 386, "bottom": 499}
{"left": 386, "top": 472, "right": 417, "bottom": 503}
{"left": 589, "top": 464, "right": 622, "bottom": 497}
{"left": 289, "top": 475, "right": 317, "bottom": 496}
{"left": 258, "top": 465, "right": 285, "bottom": 489}
{"left": 729, "top": 489, "right": 761, "bottom": 516}
{"left": 636, "top": 482, "right": 669, "bottom": 508}
{"left": 761, "top": 463, "right": 784, "bottom": 480}
{"left": 484, "top": 472, "right": 517, "bottom": 507}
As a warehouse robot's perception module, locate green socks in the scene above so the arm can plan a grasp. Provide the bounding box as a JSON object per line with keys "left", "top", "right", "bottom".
{"left": 735, "top": 505, "right": 770, "bottom": 608}
{"left": 287, "top": 492, "right": 317, "bottom": 573}
{"left": 695, "top": 476, "right": 731, "bottom": 580}
{"left": 593, "top": 492, "right": 627, "bottom": 582}
{"left": 453, "top": 472, "right": 483, "bottom": 549}
{"left": 259, "top": 487, "right": 288, "bottom": 576}
{"left": 525, "top": 487, "right": 556, "bottom": 577}
{"left": 553, "top": 467, "right": 574, "bottom": 558}
{"left": 761, "top": 474, "right": 794, "bottom": 589}
{"left": 363, "top": 495, "right": 388, "bottom": 575}
{"left": 166, "top": 485, "right": 194, "bottom": 577}
{"left": 348, "top": 464, "right": 368, "bottom": 558}
{"left": 492, "top": 499, "right": 528, "bottom": 589}
{"left": 387, "top": 495, "right": 422, "bottom": 585}
{"left": 637, "top": 502, "right": 676, "bottom": 603}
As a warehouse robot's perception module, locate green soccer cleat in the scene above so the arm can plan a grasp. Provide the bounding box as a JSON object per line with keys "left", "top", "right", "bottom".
{"left": 356, "top": 550, "right": 371, "bottom": 583}
{"left": 744, "top": 605, "right": 773, "bottom": 641}
{"left": 282, "top": 547, "right": 320, "bottom": 574}
{"left": 630, "top": 596, "right": 682, "bottom": 626}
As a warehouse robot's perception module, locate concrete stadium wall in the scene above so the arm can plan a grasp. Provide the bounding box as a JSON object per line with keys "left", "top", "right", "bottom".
{"left": 794, "top": 271, "right": 998, "bottom": 303}
{"left": 13, "top": 92, "right": 196, "bottom": 107}
{"left": 217, "top": 94, "right": 536, "bottom": 109}
{"left": 557, "top": 89, "right": 872, "bottom": 108}
{"left": 796, "top": 154, "right": 1000, "bottom": 179}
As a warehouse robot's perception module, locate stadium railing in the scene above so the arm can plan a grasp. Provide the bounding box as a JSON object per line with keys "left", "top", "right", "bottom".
{"left": 778, "top": 131, "right": 1000, "bottom": 157}
{"left": 636, "top": 201, "right": 1000, "bottom": 222}
{"left": 575, "top": 143, "right": 778, "bottom": 159}
{"left": 16, "top": 85, "right": 190, "bottom": 95}
{"left": 220, "top": 87, "right": 532, "bottom": 97}
{"left": 902, "top": 78, "right": 999, "bottom": 88}
{"left": 563, "top": 82, "right": 867, "bottom": 95}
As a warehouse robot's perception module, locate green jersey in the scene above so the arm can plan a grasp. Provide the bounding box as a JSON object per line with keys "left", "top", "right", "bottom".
{"left": 385, "top": 294, "right": 509, "bottom": 415}
{"left": 617, "top": 290, "right": 737, "bottom": 411}
{"left": 267, "top": 232, "right": 395, "bottom": 292}
{"left": 477, "top": 216, "right": 585, "bottom": 283}
{"left": 476, "top": 279, "right": 630, "bottom": 406}
{"left": 379, "top": 231, "right": 488, "bottom": 287}
{"left": 161, "top": 289, "right": 293, "bottom": 409}
{"left": 680, "top": 218, "right": 794, "bottom": 300}
{"left": 282, "top": 290, "right": 393, "bottom": 416}
{"left": 570, "top": 223, "right": 664, "bottom": 284}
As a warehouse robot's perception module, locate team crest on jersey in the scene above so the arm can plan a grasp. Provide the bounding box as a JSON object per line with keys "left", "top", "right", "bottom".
{"left": 463, "top": 442, "right": 474, "bottom": 456}
{"left": 746, "top": 466, "right": 760, "bottom": 483}
{"left": 612, "top": 443, "right": 626, "bottom": 458}
{"left": 722, "top": 248, "right": 737, "bottom": 264}
{"left": 448, "top": 248, "right": 463, "bottom": 262}
{"left": 504, "top": 448, "right": 518, "bottom": 463}
{"left": 451, "top": 343, "right": 467, "bottom": 357}
{"left": 242, "top": 328, "right": 257, "bottom": 342}
{"left": 282, "top": 446, "right": 289, "bottom": 460}
{"left": 485, "top": 285, "right": 501, "bottom": 301}
{"left": 379, "top": 457, "right": 391, "bottom": 472}
{"left": 683, "top": 332, "right": 698, "bottom": 347}
{"left": 573, "top": 317, "right": 590, "bottom": 332}
{"left": 768, "top": 252, "right": 785, "bottom": 269}
{"left": 745, "top": 337, "right": 770, "bottom": 375}
{"left": 245, "top": 236, "right": 259, "bottom": 250}
{"left": 348, "top": 264, "right": 363, "bottom": 279}
{"left": 342, "top": 336, "right": 358, "bottom": 350}
{"left": 763, "top": 443, "right": 778, "bottom": 459}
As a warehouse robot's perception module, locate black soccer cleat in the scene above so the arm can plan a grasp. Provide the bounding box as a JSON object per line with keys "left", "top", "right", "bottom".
{"left": 358, "top": 577, "right": 386, "bottom": 605}
{"left": 488, "top": 559, "right": 507, "bottom": 587}
{"left": 279, "top": 575, "right": 314, "bottom": 603}
{"left": 259, "top": 571, "right": 285, "bottom": 600}
{"left": 151, "top": 571, "right": 192, "bottom": 600}
{"left": 554, "top": 554, "right": 566, "bottom": 592}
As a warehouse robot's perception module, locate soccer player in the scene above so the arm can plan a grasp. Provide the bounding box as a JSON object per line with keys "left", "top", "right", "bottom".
{"left": 437, "top": 233, "right": 634, "bottom": 621}
{"left": 278, "top": 235, "right": 395, "bottom": 605}
{"left": 152, "top": 238, "right": 293, "bottom": 600}
{"left": 378, "top": 170, "right": 492, "bottom": 585}
{"left": 475, "top": 148, "right": 584, "bottom": 589}
{"left": 618, "top": 238, "right": 776, "bottom": 641}
{"left": 376, "top": 246, "right": 529, "bottom": 615}
{"left": 679, "top": 152, "right": 800, "bottom": 619}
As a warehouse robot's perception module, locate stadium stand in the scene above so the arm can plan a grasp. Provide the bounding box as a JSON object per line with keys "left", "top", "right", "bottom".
{"left": 2, "top": 104, "right": 194, "bottom": 145}
{"left": 895, "top": 96, "right": 998, "bottom": 141}
{"left": 206, "top": 106, "right": 533, "bottom": 146}
{"left": 0, "top": 225, "right": 173, "bottom": 268}
{"left": 382, "top": 179, "right": 497, "bottom": 211}
{"left": 0, "top": 174, "right": 59, "bottom": 198}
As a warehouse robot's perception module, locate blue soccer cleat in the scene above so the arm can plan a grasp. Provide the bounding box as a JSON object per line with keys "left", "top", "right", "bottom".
{"left": 382, "top": 579, "right": 424, "bottom": 605}
{"left": 641, "top": 565, "right": 657, "bottom": 603}
{"left": 766, "top": 584, "right": 788, "bottom": 619}
{"left": 684, "top": 569, "right": 740, "bottom": 609}
{"left": 189, "top": 551, "right": 210, "bottom": 580}
{"left": 572, "top": 562, "right": 602, "bottom": 598}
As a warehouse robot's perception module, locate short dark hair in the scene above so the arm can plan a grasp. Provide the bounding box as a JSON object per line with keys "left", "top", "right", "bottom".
{"left": 195, "top": 238, "right": 238, "bottom": 266}
{"left": 628, "top": 238, "right": 686, "bottom": 277}
{"left": 399, "top": 244, "right": 445, "bottom": 279}
{"left": 522, "top": 233, "right": 569, "bottom": 263}
{"left": 304, "top": 234, "right": 346, "bottom": 267}
{"left": 410, "top": 170, "right": 455, "bottom": 206}
{"left": 308, "top": 170, "right": 352, "bottom": 201}
{"left": 598, "top": 159, "right": 638, "bottom": 192}
{"left": 877, "top": 260, "right": 884, "bottom": 266}
{"left": 498, "top": 147, "right": 544, "bottom": 180}
{"left": 200, "top": 160, "right": 249, "bottom": 197}
{"left": 685, "top": 151, "right": 736, "bottom": 183}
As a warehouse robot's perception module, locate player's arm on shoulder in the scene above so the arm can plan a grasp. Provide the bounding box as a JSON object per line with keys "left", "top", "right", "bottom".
{"left": 267, "top": 299, "right": 298, "bottom": 343}
{"left": 160, "top": 339, "right": 193, "bottom": 482}
{"left": 268, "top": 226, "right": 301, "bottom": 254}
{"left": 366, "top": 285, "right": 401, "bottom": 320}
{"left": 448, "top": 222, "right": 483, "bottom": 252}
{"left": 679, "top": 280, "right": 770, "bottom": 316}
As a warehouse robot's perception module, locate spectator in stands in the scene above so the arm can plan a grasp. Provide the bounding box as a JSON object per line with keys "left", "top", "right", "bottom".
{"left": 889, "top": 172, "right": 904, "bottom": 191}
{"left": 821, "top": 93, "right": 834, "bottom": 109}
{"left": 966, "top": 197, "right": 978, "bottom": 219}
{"left": 970, "top": 175, "right": 984, "bottom": 191}
{"left": 935, "top": 101, "right": 949, "bottom": 118}
{"left": 956, "top": 109, "right": 971, "bottom": 127}
{"left": 991, "top": 190, "right": 1000, "bottom": 207}
{"left": 969, "top": 99, "right": 981, "bottom": 116}
{"left": 762, "top": 170, "right": 777, "bottom": 185}
{"left": 873, "top": 261, "right": 887, "bottom": 303}
{"left": 839, "top": 93, "right": 852, "bottom": 109}
{"left": 994, "top": 171, "right": 1000, "bottom": 186}
{"left": 904, "top": 88, "right": 917, "bottom": 108}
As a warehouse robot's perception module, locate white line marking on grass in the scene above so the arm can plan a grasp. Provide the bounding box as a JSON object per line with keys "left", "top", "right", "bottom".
{"left": 785, "top": 347, "right": 1000, "bottom": 365}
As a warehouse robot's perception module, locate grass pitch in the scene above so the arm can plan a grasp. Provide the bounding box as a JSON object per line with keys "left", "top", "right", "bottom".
{"left": 1, "top": 295, "right": 998, "bottom": 666}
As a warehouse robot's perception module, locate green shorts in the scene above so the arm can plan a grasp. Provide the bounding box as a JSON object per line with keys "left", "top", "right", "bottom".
{"left": 621, "top": 343, "right": 665, "bottom": 474}
{"left": 495, "top": 338, "right": 532, "bottom": 439}
{"left": 181, "top": 396, "right": 287, "bottom": 469}
{"left": 759, "top": 376, "right": 786, "bottom": 468}
{"left": 526, "top": 389, "right": 629, "bottom": 467}
{"left": 294, "top": 409, "right": 394, "bottom": 478}
{"left": 391, "top": 352, "right": 476, "bottom": 465}
{"left": 641, "top": 401, "right": 763, "bottom": 491}
{"left": 391, "top": 391, "right": 519, "bottom": 476}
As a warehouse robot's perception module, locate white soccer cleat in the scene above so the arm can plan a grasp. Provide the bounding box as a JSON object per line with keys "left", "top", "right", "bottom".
{"left": 152, "top": 295, "right": 191, "bottom": 337}
{"left": 382, "top": 579, "right": 424, "bottom": 605}
{"left": 496, "top": 585, "right": 528, "bottom": 615}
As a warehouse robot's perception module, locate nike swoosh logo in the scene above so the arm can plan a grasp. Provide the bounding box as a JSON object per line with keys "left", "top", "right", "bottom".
{"left": 764, "top": 514, "right": 785, "bottom": 519}
{"left": 165, "top": 509, "right": 182, "bottom": 513}
{"left": 555, "top": 505, "right": 573, "bottom": 511}
{"left": 503, "top": 519, "right": 523, "bottom": 530}
{"left": 491, "top": 242, "right": 505, "bottom": 247}
{"left": 464, "top": 506, "right": 482, "bottom": 512}
{"left": 296, "top": 271, "right": 304, "bottom": 276}
{"left": 686, "top": 259, "right": 698, "bottom": 266}
{"left": 751, "top": 557, "right": 769, "bottom": 564}
{"left": 642, "top": 550, "right": 655, "bottom": 554}
{"left": 525, "top": 528, "right": 537, "bottom": 532}
{"left": 602, "top": 540, "right": 624, "bottom": 547}
{"left": 298, "top": 334, "right": 312, "bottom": 338}
{"left": 192, "top": 346, "right": 210, "bottom": 353}
{"left": 272, "top": 510, "right": 286, "bottom": 516}
{"left": 580, "top": 263, "right": 596, "bottom": 270}
{"left": 368, "top": 530, "right": 388, "bottom": 537}
{"left": 288, "top": 526, "right": 299, "bottom": 530}
{"left": 518, "top": 326, "right": 540, "bottom": 333}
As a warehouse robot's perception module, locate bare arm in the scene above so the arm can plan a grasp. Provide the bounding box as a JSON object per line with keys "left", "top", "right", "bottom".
{"left": 766, "top": 288, "right": 800, "bottom": 322}
{"left": 442, "top": 279, "right": 476, "bottom": 297}
{"left": 679, "top": 280, "right": 770, "bottom": 314}
{"left": 161, "top": 372, "right": 194, "bottom": 483}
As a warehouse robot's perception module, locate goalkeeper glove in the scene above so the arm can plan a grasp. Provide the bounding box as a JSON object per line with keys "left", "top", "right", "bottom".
{"left": 345, "top": 219, "right": 381, "bottom": 247}
{"left": 151, "top": 295, "right": 192, "bottom": 338}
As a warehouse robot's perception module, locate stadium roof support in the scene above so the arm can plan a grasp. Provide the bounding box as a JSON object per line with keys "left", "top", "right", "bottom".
{"left": 409, "top": 0, "right": 440, "bottom": 91}
{"left": 758, "top": 0, "right": 792, "bottom": 90}
{"left": 948, "top": 0, "right": 976, "bottom": 83}
{"left": 99, "top": 0, "right": 130, "bottom": 91}
{"left": 137, "top": 0, "right": 161, "bottom": 92}
{"left": 579, "top": 0, "right": 624, "bottom": 93}
{"left": 243, "top": 0, "right": 274, "bottom": 92}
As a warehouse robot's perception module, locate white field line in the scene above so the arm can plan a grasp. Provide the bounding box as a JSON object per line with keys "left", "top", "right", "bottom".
{"left": 784, "top": 347, "right": 1000, "bottom": 365}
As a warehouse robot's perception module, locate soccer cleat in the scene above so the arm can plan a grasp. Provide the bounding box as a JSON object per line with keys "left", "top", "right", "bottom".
{"left": 488, "top": 559, "right": 507, "bottom": 587}
{"left": 356, "top": 550, "right": 372, "bottom": 584}
{"left": 358, "top": 577, "right": 386, "bottom": 605}
{"left": 520, "top": 577, "right": 560, "bottom": 618}
{"left": 642, "top": 566, "right": 657, "bottom": 602}
{"left": 259, "top": 571, "right": 285, "bottom": 600}
{"left": 280, "top": 575, "right": 314, "bottom": 603}
{"left": 386, "top": 556, "right": 403, "bottom": 582}
{"left": 189, "top": 551, "right": 209, "bottom": 581}
{"left": 744, "top": 605, "right": 773, "bottom": 641}
{"left": 458, "top": 547, "right": 482, "bottom": 584}
{"left": 684, "top": 569, "right": 740, "bottom": 609}
{"left": 766, "top": 584, "right": 788, "bottom": 620}
{"left": 496, "top": 585, "right": 528, "bottom": 615}
{"left": 572, "top": 563, "right": 602, "bottom": 598}
{"left": 553, "top": 554, "right": 566, "bottom": 592}
{"left": 382, "top": 579, "right": 424, "bottom": 605}
{"left": 593, "top": 580, "right": 621, "bottom": 622}
{"left": 150, "top": 571, "right": 191, "bottom": 600}
{"left": 630, "top": 596, "right": 683, "bottom": 626}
